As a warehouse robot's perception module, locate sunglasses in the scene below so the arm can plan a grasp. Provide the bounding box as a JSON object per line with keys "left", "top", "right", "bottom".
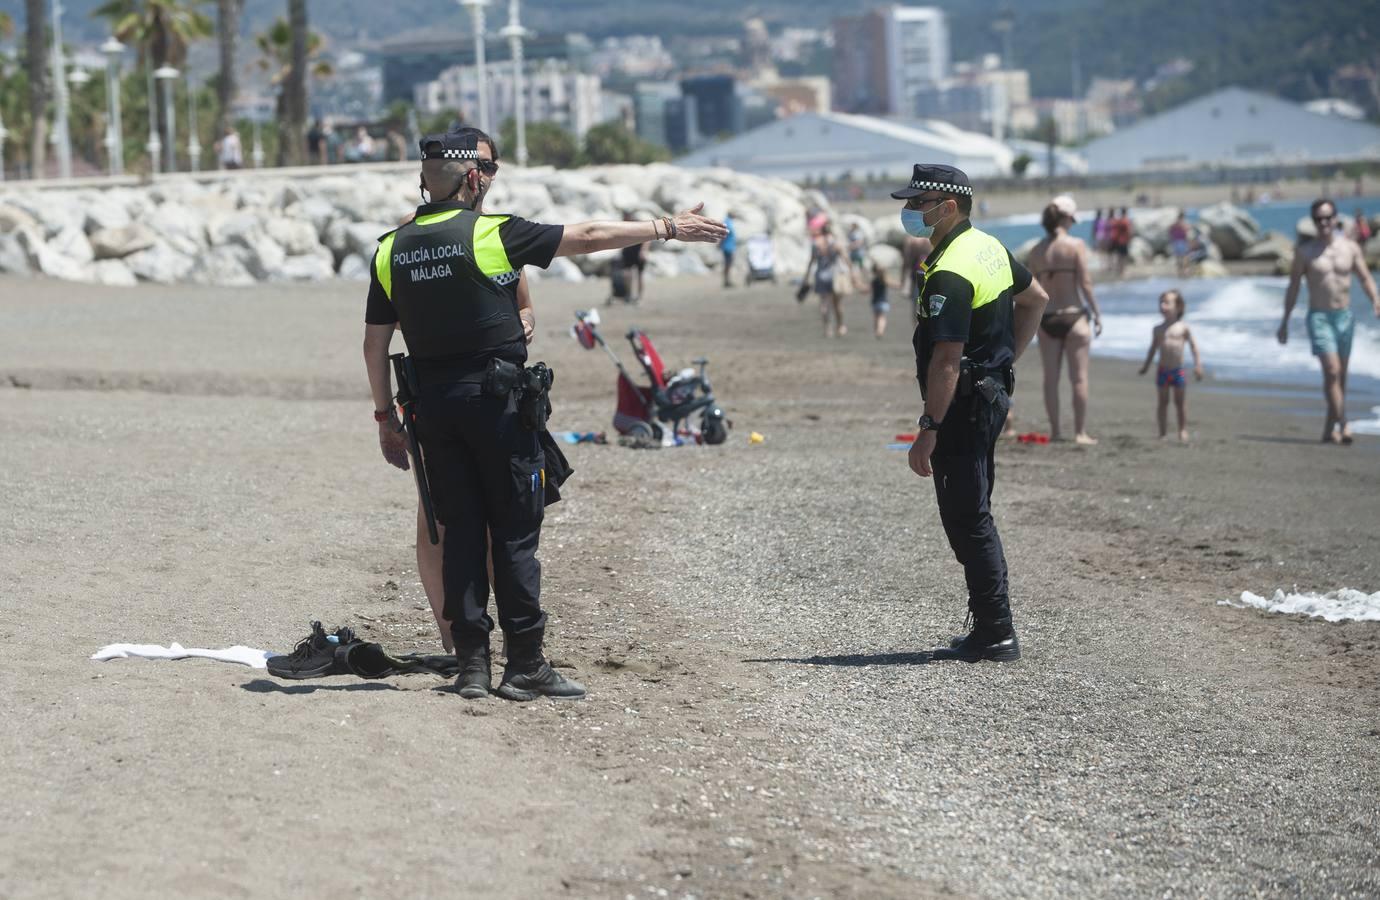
{"left": 907, "top": 196, "right": 948, "bottom": 212}
{"left": 475, "top": 159, "right": 500, "bottom": 177}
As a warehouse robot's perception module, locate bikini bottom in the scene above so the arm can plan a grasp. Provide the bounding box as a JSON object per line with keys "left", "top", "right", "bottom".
{"left": 1040, "top": 310, "right": 1086, "bottom": 340}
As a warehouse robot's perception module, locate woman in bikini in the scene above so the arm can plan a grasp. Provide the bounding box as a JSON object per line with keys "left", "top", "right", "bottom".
{"left": 1028, "top": 195, "right": 1103, "bottom": 444}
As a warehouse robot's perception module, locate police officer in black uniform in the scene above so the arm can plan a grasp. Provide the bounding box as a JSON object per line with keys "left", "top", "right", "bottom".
{"left": 363, "top": 128, "right": 726, "bottom": 700}
{"left": 894, "top": 164, "right": 1049, "bottom": 661}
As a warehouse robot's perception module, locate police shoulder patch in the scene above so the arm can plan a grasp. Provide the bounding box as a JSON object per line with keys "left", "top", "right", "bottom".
{"left": 929, "top": 294, "right": 947, "bottom": 317}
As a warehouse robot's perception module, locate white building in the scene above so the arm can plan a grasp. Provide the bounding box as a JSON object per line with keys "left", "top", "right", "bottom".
{"left": 415, "top": 59, "right": 613, "bottom": 140}
{"left": 674, "top": 111, "right": 1013, "bottom": 183}
{"left": 1081, "top": 86, "right": 1380, "bottom": 174}
{"left": 887, "top": 6, "right": 949, "bottom": 117}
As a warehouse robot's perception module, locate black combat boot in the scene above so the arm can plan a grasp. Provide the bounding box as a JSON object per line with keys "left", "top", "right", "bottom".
{"left": 496, "top": 634, "right": 586, "bottom": 701}
{"left": 950, "top": 615, "right": 1021, "bottom": 662}
{"left": 455, "top": 642, "right": 492, "bottom": 699}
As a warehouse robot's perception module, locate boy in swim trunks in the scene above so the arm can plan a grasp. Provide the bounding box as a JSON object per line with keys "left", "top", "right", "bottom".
{"left": 1278, "top": 198, "right": 1380, "bottom": 444}
{"left": 1139, "top": 289, "right": 1204, "bottom": 442}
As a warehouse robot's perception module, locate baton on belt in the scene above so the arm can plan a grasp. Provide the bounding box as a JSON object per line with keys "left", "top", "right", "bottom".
{"left": 389, "top": 352, "right": 439, "bottom": 545}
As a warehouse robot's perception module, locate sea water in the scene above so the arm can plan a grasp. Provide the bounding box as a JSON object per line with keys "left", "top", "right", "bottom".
{"left": 980, "top": 199, "right": 1380, "bottom": 434}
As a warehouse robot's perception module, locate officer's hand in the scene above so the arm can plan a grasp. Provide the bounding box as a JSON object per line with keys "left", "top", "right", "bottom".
{"left": 379, "top": 422, "right": 410, "bottom": 471}
{"left": 520, "top": 311, "right": 535, "bottom": 344}
{"left": 908, "top": 431, "right": 937, "bottom": 478}
{"left": 673, "top": 203, "right": 730, "bottom": 244}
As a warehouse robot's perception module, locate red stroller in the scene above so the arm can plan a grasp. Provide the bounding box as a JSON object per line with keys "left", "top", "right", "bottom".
{"left": 572, "top": 309, "right": 728, "bottom": 445}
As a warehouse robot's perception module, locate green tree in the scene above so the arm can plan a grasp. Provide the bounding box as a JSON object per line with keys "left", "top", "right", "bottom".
{"left": 582, "top": 121, "right": 669, "bottom": 165}
{"left": 92, "top": 0, "right": 213, "bottom": 68}
{"left": 500, "top": 118, "right": 578, "bottom": 168}
{"left": 283, "top": 0, "right": 308, "bottom": 166}
{"left": 1011, "top": 152, "right": 1032, "bottom": 178}
{"left": 253, "top": 14, "right": 330, "bottom": 165}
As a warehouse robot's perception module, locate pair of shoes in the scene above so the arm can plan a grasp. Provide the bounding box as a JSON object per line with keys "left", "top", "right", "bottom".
{"left": 495, "top": 660, "right": 586, "bottom": 701}
{"left": 267, "top": 621, "right": 358, "bottom": 679}
{"left": 455, "top": 644, "right": 491, "bottom": 699}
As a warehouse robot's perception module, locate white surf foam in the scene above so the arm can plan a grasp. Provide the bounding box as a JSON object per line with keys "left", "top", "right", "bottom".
{"left": 1350, "top": 405, "right": 1380, "bottom": 435}
{"left": 1219, "top": 589, "right": 1380, "bottom": 623}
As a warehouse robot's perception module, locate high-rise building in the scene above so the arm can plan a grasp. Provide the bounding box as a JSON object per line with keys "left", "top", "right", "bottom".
{"left": 634, "top": 82, "right": 683, "bottom": 148}
{"left": 832, "top": 6, "right": 948, "bottom": 116}
{"left": 681, "top": 75, "right": 744, "bottom": 140}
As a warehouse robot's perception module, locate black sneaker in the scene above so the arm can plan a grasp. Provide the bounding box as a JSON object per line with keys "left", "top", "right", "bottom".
{"left": 455, "top": 645, "right": 492, "bottom": 699}
{"left": 268, "top": 621, "right": 344, "bottom": 679}
{"left": 495, "top": 661, "right": 586, "bottom": 701}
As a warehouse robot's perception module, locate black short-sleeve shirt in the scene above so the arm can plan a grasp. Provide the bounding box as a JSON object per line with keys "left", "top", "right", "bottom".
{"left": 363, "top": 214, "right": 563, "bottom": 327}
{"left": 913, "top": 221, "right": 1032, "bottom": 392}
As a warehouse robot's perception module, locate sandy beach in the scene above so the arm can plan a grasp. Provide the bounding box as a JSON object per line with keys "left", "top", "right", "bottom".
{"left": 2, "top": 271, "right": 1378, "bottom": 899}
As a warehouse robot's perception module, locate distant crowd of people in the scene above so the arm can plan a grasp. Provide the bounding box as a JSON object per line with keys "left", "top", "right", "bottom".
{"left": 211, "top": 118, "right": 412, "bottom": 171}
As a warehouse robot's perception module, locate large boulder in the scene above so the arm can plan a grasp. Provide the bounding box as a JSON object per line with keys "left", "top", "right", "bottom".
{"left": 127, "top": 242, "right": 196, "bottom": 283}
{"left": 345, "top": 222, "right": 393, "bottom": 258}
{"left": 0, "top": 202, "right": 43, "bottom": 236}
{"left": 1127, "top": 235, "right": 1155, "bottom": 265}
{"left": 85, "top": 259, "right": 139, "bottom": 287}
{"left": 867, "top": 243, "right": 902, "bottom": 274}
{"left": 205, "top": 210, "right": 264, "bottom": 247}
{"left": 1295, "top": 216, "right": 1318, "bottom": 241}
{"left": 338, "top": 253, "right": 371, "bottom": 281}
{"left": 188, "top": 247, "right": 256, "bottom": 286}
{"left": 90, "top": 223, "right": 158, "bottom": 260}
{"left": 50, "top": 224, "right": 95, "bottom": 265}
{"left": 81, "top": 194, "right": 133, "bottom": 234}
{"left": 235, "top": 234, "right": 288, "bottom": 280}
{"left": 149, "top": 202, "right": 209, "bottom": 255}
{"left": 265, "top": 217, "right": 323, "bottom": 256}
{"left": 1242, "top": 231, "right": 1295, "bottom": 265}
{"left": 33, "top": 244, "right": 89, "bottom": 280}
{"left": 1199, "top": 202, "right": 1262, "bottom": 260}
{"left": 271, "top": 251, "right": 336, "bottom": 282}
{"left": 0, "top": 231, "right": 36, "bottom": 275}
{"left": 872, "top": 214, "right": 907, "bottom": 249}
{"left": 1194, "top": 259, "right": 1230, "bottom": 278}
{"left": 1130, "top": 207, "right": 1181, "bottom": 255}
{"left": 545, "top": 256, "right": 585, "bottom": 282}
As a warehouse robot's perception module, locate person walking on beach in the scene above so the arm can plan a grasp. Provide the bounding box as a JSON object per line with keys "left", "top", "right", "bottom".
{"left": 802, "top": 223, "right": 851, "bottom": 337}
{"left": 869, "top": 259, "right": 893, "bottom": 339}
{"left": 720, "top": 211, "right": 737, "bottom": 288}
{"left": 364, "top": 126, "right": 725, "bottom": 700}
{"left": 1138, "top": 289, "right": 1203, "bottom": 442}
{"left": 1168, "top": 211, "right": 1190, "bottom": 277}
{"left": 1109, "top": 207, "right": 1133, "bottom": 278}
{"left": 619, "top": 211, "right": 647, "bottom": 303}
{"left": 1278, "top": 197, "right": 1380, "bottom": 445}
{"left": 896, "top": 163, "right": 1049, "bottom": 661}
{"left": 216, "top": 125, "right": 243, "bottom": 170}
{"left": 1028, "top": 195, "right": 1103, "bottom": 445}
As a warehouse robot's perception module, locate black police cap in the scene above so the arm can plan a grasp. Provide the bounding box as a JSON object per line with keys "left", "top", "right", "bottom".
{"left": 418, "top": 130, "right": 481, "bottom": 161}
{"left": 891, "top": 164, "right": 974, "bottom": 200}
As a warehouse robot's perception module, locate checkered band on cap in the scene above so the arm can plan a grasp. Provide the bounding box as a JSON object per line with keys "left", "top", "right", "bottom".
{"left": 424, "top": 147, "right": 481, "bottom": 160}
{"left": 909, "top": 179, "right": 973, "bottom": 196}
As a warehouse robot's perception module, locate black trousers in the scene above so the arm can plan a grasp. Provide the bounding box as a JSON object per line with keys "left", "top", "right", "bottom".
{"left": 931, "top": 388, "right": 1012, "bottom": 624}
{"left": 415, "top": 382, "right": 546, "bottom": 651}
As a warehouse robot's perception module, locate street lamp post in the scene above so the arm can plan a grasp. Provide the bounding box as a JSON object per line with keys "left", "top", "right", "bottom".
{"left": 154, "top": 65, "right": 179, "bottom": 173}
{"left": 186, "top": 72, "right": 201, "bottom": 172}
{"left": 49, "top": 0, "right": 74, "bottom": 178}
{"left": 460, "top": 0, "right": 491, "bottom": 133}
{"left": 499, "top": 0, "right": 529, "bottom": 166}
{"left": 145, "top": 66, "right": 161, "bottom": 175}
{"left": 101, "top": 38, "right": 126, "bottom": 176}
{"left": 251, "top": 117, "right": 265, "bottom": 169}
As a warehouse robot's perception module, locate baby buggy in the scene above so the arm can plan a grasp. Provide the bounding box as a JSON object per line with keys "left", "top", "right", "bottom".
{"left": 572, "top": 309, "right": 728, "bottom": 445}
{"left": 745, "top": 233, "right": 777, "bottom": 284}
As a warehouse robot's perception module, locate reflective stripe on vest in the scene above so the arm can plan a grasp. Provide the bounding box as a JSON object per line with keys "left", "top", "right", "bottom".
{"left": 921, "top": 227, "right": 1013, "bottom": 313}
{"left": 373, "top": 212, "right": 515, "bottom": 301}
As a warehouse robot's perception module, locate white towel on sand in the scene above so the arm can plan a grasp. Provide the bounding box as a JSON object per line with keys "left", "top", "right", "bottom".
{"left": 91, "top": 643, "right": 279, "bottom": 669}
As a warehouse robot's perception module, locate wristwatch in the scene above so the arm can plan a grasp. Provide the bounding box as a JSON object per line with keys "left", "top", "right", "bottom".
{"left": 918, "top": 414, "right": 942, "bottom": 432}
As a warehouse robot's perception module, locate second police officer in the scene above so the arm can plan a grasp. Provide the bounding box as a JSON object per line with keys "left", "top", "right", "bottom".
{"left": 363, "top": 128, "right": 726, "bottom": 700}
{"left": 893, "top": 164, "right": 1050, "bottom": 662}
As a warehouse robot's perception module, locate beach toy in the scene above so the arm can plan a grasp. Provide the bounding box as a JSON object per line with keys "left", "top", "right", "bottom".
{"left": 749, "top": 432, "right": 765, "bottom": 444}
{"left": 895, "top": 433, "right": 917, "bottom": 442}
{"left": 1016, "top": 432, "right": 1050, "bottom": 445}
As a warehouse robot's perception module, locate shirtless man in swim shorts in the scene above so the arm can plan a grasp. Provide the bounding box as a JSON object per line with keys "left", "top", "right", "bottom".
{"left": 1278, "top": 198, "right": 1380, "bottom": 444}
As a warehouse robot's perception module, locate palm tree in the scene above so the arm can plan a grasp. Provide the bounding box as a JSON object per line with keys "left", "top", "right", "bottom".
{"left": 254, "top": 13, "right": 330, "bottom": 166}
{"left": 25, "top": 0, "right": 47, "bottom": 177}
{"left": 215, "top": 0, "right": 242, "bottom": 136}
{"left": 283, "top": 0, "right": 308, "bottom": 166}
{"left": 92, "top": 0, "right": 213, "bottom": 68}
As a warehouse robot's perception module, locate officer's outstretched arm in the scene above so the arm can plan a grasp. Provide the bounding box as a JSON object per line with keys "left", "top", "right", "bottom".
{"left": 1011, "top": 279, "right": 1049, "bottom": 362}
{"left": 556, "top": 204, "right": 728, "bottom": 257}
